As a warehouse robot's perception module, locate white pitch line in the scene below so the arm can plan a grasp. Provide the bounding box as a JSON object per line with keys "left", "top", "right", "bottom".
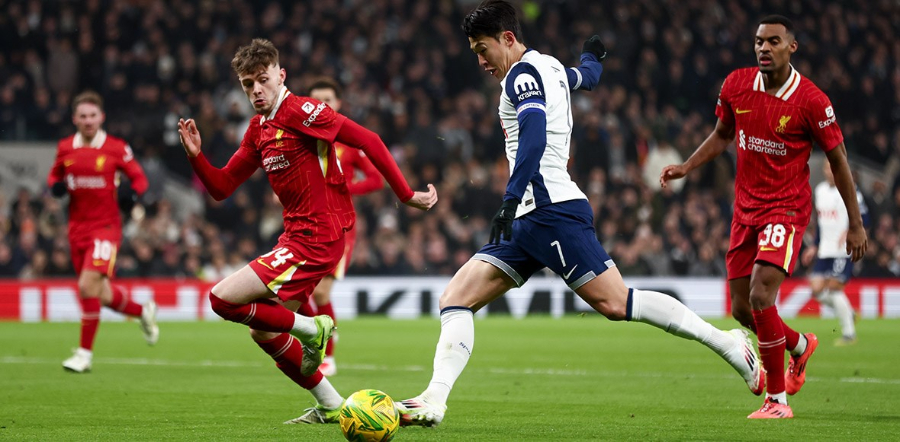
{"left": 2, "top": 356, "right": 899, "bottom": 386}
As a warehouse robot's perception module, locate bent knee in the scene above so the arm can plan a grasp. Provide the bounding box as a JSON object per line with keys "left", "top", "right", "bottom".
{"left": 591, "top": 299, "right": 628, "bottom": 321}
{"left": 438, "top": 290, "right": 466, "bottom": 310}
{"left": 209, "top": 291, "right": 240, "bottom": 320}
{"left": 249, "top": 328, "right": 280, "bottom": 342}
{"left": 77, "top": 277, "right": 103, "bottom": 298}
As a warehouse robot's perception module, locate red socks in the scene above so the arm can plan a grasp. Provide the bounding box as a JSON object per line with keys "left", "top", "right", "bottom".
{"left": 297, "top": 301, "right": 316, "bottom": 317}
{"left": 753, "top": 306, "right": 786, "bottom": 395}
{"left": 781, "top": 318, "right": 800, "bottom": 353}
{"left": 106, "top": 285, "right": 142, "bottom": 317}
{"left": 79, "top": 298, "right": 101, "bottom": 350}
{"left": 209, "top": 293, "right": 295, "bottom": 332}
{"left": 317, "top": 302, "right": 337, "bottom": 357}
{"left": 255, "top": 333, "right": 323, "bottom": 389}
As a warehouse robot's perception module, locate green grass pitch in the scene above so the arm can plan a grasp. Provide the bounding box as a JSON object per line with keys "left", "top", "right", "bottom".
{"left": 1, "top": 317, "right": 898, "bottom": 441}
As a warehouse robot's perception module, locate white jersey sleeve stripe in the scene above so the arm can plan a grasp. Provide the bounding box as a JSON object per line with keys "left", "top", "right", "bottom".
{"left": 568, "top": 67, "right": 583, "bottom": 90}
{"left": 516, "top": 102, "right": 546, "bottom": 115}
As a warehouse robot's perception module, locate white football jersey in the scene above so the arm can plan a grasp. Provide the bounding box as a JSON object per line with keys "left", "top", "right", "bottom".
{"left": 499, "top": 49, "right": 586, "bottom": 218}
{"left": 814, "top": 181, "right": 865, "bottom": 258}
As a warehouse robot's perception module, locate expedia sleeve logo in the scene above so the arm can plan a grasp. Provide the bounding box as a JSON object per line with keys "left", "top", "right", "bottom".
{"left": 302, "top": 102, "right": 328, "bottom": 127}
{"left": 513, "top": 73, "right": 543, "bottom": 102}
{"left": 818, "top": 105, "right": 836, "bottom": 129}
{"left": 301, "top": 102, "right": 315, "bottom": 114}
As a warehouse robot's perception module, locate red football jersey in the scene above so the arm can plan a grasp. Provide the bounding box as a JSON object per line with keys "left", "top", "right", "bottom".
{"left": 47, "top": 130, "right": 148, "bottom": 242}
{"left": 716, "top": 67, "right": 843, "bottom": 226}
{"left": 236, "top": 90, "right": 355, "bottom": 243}
{"left": 335, "top": 142, "right": 383, "bottom": 195}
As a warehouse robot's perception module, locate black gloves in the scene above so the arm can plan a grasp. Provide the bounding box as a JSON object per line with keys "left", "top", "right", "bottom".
{"left": 50, "top": 182, "right": 68, "bottom": 198}
{"left": 118, "top": 183, "right": 139, "bottom": 214}
{"left": 489, "top": 199, "right": 518, "bottom": 245}
{"left": 582, "top": 35, "right": 607, "bottom": 62}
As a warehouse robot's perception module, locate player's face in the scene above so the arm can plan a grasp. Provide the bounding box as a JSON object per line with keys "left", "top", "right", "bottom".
{"left": 309, "top": 88, "right": 342, "bottom": 112}
{"left": 239, "top": 64, "right": 286, "bottom": 115}
{"left": 469, "top": 32, "right": 515, "bottom": 80}
{"left": 755, "top": 24, "right": 797, "bottom": 73}
{"left": 72, "top": 103, "right": 104, "bottom": 139}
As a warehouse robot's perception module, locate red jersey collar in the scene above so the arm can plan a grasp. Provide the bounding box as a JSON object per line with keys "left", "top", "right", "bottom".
{"left": 260, "top": 86, "right": 291, "bottom": 123}
{"left": 73, "top": 129, "right": 107, "bottom": 149}
{"left": 753, "top": 65, "right": 801, "bottom": 101}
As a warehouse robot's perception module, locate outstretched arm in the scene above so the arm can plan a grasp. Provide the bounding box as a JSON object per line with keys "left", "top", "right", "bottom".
{"left": 334, "top": 119, "right": 437, "bottom": 210}
{"left": 178, "top": 118, "right": 258, "bottom": 201}
{"left": 824, "top": 143, "right": 867, "bottom": 261}
{"left": 660, "top": 118, "right": 734, "bottom": 188}
{"left": 566, "top": 35, "right": 605, "bottom": 91}
{"left": 346, "top": 151, "right": 384, "bottom": 195}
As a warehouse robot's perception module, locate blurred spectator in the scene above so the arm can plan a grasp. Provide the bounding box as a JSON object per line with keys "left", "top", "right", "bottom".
{"left": 0, "top": 0, "right": 898, "bottom": 280}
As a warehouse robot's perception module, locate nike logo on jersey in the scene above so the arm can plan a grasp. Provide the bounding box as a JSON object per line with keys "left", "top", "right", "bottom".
{"left": 563, "top": 264, "right": 579, "bottom": 280}
{"left": 736, "top": 109, "right": 752, "bottom": 114}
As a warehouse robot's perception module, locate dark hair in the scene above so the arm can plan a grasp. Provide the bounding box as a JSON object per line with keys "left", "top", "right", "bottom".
{"left": 231, "top": 38, "right": 279, "bottom": 76}
{"left": 72, "top": 90, "right": 103, "bottom": 113}
{"left": 308, "top": 77, "right": 342, "bottom": 99}
{"left": 462, "top": 0, "right": 523, "bottom": 43}
{"left": 759, "top": 15, "right": 794, "bottom": 35}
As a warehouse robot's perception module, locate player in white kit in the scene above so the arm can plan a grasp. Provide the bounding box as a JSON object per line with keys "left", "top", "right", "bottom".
{"left": 801, "top": 159, "right": 867, "bottom": 345}
{"left": 395, "top": 0, "right": 764, "bottom": 427}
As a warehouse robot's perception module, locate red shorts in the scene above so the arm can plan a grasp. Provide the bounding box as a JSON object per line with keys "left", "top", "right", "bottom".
{"left": 71, "top": 231, "right": 121, "bottom": 277}
{"left": 726, "top": 220, "right": 806, "bottom": 279}
{"left": 248, "top": 237, "right": 345, "bottom": 302}
{"left": 331, "top": 226, "right": 356, "bottom": 279}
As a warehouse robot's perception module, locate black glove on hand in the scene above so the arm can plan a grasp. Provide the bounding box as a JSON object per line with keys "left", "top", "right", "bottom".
{"left": 582, "top": 35, "right": 607, "bottom": 62}
{"left": 489, "top": 199, "right": 518, "bottom": 245}
{"left": 50, "top": 182, "right": 68, "bottom": 198}
{"left": 117, "top": 183, "right": 138, "bottom": 215}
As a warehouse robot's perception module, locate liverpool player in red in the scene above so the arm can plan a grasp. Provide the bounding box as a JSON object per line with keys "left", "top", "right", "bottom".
{"left": 177, "top": 39, "right": 436, "bottom": 424}
{"left": 660, "top": 15, "right": 867, "bottom": 418}
{"left": 48, "top": 91, "right": 159, "bottom": 373}
{"left": 306, "top": 78, "right": 383, "bottom": 377}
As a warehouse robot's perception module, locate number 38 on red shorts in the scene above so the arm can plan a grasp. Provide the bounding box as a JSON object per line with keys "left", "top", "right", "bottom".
{"left": 726, "top": 221, "right": 807, "bottom": 279}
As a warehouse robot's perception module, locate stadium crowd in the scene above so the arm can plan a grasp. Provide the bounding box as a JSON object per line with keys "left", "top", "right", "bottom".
{"left": 1, "top": 0, "right": 899, "bottom": 281}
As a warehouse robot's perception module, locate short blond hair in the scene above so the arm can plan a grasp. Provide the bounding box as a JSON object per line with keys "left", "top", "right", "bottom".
{"left": 72, "top": 90, "right": 103, "bottom": 113}
{"left": 231, "top": 38, "right": 279, "bottom": 76}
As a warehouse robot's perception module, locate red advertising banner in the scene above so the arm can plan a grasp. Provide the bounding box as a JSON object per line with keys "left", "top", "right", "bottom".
{"left": 725, "top": 278, "right": 900, "bottom": 318}
{"left": 1, "top": 277, "right": 898, "bottom": 321}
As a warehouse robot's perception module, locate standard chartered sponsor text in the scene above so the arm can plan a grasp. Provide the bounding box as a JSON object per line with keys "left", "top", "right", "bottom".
{"left": 747, "top": 136, "right": 787, "bottom": 156}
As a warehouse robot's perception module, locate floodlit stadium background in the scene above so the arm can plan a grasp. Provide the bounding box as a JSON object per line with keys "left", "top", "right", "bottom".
{"left": 1, "top": 0, "right": 898, "bottom": 319}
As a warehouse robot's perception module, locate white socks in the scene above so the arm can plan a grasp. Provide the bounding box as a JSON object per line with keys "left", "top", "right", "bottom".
{"left": 768, "top": 392, "right": 788, "bottom": 405}
{"left": 629, "top": 289, "right": 734, "bottom": 355}
{"left": 310, "top": 377, "right": 344, "bottom": 410}
{"left": 822, "top": 289, "right": 856, "bottom": 338}
{"left": 292, "top": 314, "right": 317, "bottom": 340}
{"left": 422, "top": 308, "right": 474, "bottom": 406}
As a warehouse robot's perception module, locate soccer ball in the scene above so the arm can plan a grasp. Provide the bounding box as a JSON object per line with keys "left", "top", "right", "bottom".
{"left": 339, "top": 389, "right": 400, "bottom": 442}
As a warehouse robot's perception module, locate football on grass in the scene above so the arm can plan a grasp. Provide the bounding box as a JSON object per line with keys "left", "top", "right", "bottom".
{"left": 339, "top": 389, "right": 400, "bottom": 442}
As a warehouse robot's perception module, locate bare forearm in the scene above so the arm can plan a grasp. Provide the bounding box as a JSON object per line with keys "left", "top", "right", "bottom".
{"left": 827, "top": 146, "right": 863, "bottom": 228}
{"left": 683, "top": 130, "right": 731, "bottom": 172}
